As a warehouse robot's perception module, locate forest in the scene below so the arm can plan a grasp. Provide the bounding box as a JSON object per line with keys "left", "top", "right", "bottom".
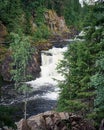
{"left": 0, "top": 0, "right": 104, "bottom": 129}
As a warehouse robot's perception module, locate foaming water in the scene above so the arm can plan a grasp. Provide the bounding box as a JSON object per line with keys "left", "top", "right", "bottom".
{"left": 0, "top": 46, "right": 67, "bottom": 120}
{"left": 27, "top": 47, "right": 67, "bottom": 90}
{"left": 41, "top": 87, "right": 60, "bottom": 100}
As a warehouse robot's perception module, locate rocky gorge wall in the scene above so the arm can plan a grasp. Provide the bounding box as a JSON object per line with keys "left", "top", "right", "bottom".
{"left": 0, "top": 9, "right": 78, "bottom": 83}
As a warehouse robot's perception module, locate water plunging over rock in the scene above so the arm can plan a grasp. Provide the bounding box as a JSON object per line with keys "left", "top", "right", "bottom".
{"left": 0, "top": 46, "right": 67, "bottom": 121}
{"left": 27, "top": 46, "right": 67, "bottom": 93}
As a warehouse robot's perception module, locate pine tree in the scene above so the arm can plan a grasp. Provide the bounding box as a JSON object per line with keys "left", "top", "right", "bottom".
{"left": 57, "top": 1, "right": 104, "bottom": 120}
{"left": 10, "top": 32, "right": 34, "bottom": 119}
{"left": 90, "top": 1, "right": 104, "bottom": 126}
{"left": 0, "top": 0, "right": 23, "bottom": 32}
{"left": 57, "top": 41, "right": 95, "bottom": 115}
{"left": 62, "top": 0, "right": 82, "bottom": 27}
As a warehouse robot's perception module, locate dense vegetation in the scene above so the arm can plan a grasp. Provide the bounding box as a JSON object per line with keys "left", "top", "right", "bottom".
{"left": 57, "top": 1, "right": 104, "bottom": 128}
{"left": 0, "top": 0, "right": 84, "bottom": 128}
{"left": 0, "top": 0, "right": 82, "bottom": 33}
{"left": 0, "top": 0, "right": 103, "bottom": 129}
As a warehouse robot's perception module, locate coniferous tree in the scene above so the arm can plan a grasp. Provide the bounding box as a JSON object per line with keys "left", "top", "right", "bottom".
{"left": 0, "top": 0, "right": 23, "bottom": 32}
{"left": 62, "top": 0, "right": 82, "bottom": 27}
{"left": 10, "top": 32, "right": 34, "bottom": 119}
{"left": 57, "top": 41, "right": 95, "bottom": 115}
{"left": 90, "top": 1, "right": 104, "bottom": 126}
{"left": 57, "top": 1, "right": 104, "bottom": 121}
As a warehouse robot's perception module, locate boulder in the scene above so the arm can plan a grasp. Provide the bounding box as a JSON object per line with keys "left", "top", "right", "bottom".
{"left": 17, "top": 111, "right": 95, "bottom": 130}
{"left": 17, "top": 119, "right": 31, "bottom": 130}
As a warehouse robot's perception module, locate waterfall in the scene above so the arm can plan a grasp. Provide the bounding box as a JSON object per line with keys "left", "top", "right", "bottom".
{"left": 28, "top": 47, "right": 67, "bottom": 89}
{"left": 26, "top": 46, "right": 67, "bottom": 103}
{"left": 41, "top": 47, "right": 67, "bottom": 79}
{"left": 0, "top": 46, "right": 67, "bottom": 117}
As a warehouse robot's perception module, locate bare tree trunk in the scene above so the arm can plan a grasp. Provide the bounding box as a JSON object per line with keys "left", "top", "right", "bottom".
{"left": 99, "top": 119, "right": 104, "bottom": 130}
{"left": 24, "top": 99, "right": 27, "bottom": 120}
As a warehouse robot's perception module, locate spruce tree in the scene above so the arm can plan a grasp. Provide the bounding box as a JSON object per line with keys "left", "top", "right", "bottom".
{"left": 57, "top": 1, "right": 104, "bottom": 120}
{"left": 57, "top": 41, "right": 95, "bottom": 115}
{"left": 90, "top": 1, "right": 104, "bottom": 126}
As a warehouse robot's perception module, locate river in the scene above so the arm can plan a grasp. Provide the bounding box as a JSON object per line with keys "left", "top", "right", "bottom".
{"left": 0, "top": 46, "right": 67, "bottom": 121}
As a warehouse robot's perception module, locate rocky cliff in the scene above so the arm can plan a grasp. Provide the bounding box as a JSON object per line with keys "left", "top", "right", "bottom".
{"left": 0, "top": 9, "right": 77, "bottom": 82}
{"left": 0, "top": 23, "right": 41, "bottom": 82}
{"left": 44, "top": 10, "right": 69, "bottom": 35}
{"left": 0, "top": 50, "right": 41, "bottom": 82}
{"left": 0, "top": 21, "right": 41, "bottom": 82}
{"left": 44, "top": 10, "right": 78, "bottom": 41}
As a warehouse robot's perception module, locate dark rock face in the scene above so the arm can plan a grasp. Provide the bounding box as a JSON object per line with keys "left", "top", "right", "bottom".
{"left": 1, "top": 51, "right": 41, "bottom": 82}
{"left": 0, "top": 22, "right": 41, "bottom": 82}
{"left": 1, "top": 55, "right": 12, "bottom": 81}
{"left": 0, "top": 21, "right": 8, "bottom": 43}
{"left": 27, "top": 52, "right": 41, "bottom": 79}
{"left": 17, "top": 111, "right": 95, "bottom": 130}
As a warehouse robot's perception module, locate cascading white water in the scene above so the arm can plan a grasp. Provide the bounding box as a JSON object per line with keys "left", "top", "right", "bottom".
{"left": 41, "top": 47, "right": 67, "bottom": 80}
{"left": 0, "top": 46, "right": 67, "bottom": 117}
{"left": 27, "top": 47, "right": 67, "bottom": 100}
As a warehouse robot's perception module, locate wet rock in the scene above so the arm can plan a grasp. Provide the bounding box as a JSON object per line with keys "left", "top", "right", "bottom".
{"left": 35, "top": 42, "right": 52, "bottom": 51}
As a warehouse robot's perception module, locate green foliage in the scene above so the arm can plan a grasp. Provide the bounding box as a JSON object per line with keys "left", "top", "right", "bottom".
{"left": 32, "top": 24, "right": 52, "bottom": 42}
{"left": 88, "top": 3, "right": 104, "bottom": 123}
{"left": 62, "top": 0, "right": 82, "bottom": 28}
{"left": 57, "top": 2, "right": 104, "bottom": 125}
{"left": 0, "top": 0, "right": 23, "bottom": 32}
{"left": 0, "top": 0, "right": 84, "bottom": 34}
{"left": 10, "top": 32, "right": 34, "bottom": 119}
{"left": 0, "top": 106, "right": 17, "bottom": 128}
{"left": 91, "top": 42, "right": 104, "bottom": 126}
{"left": 10, "top": 32, "right": 33, "bottom": 91}
{"left": 35, "top": 7, "right": 46, "bottom": 26}
{"left": 57, "top": 41, "right": 95, "bottom": 115}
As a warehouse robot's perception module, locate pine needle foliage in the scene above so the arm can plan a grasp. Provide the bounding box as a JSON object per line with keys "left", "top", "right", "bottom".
{"left": 10, "top": 32, "right": 34, "bottom": 92}
{"left": 57, "top": 2, "right": 104, "bottom": 124}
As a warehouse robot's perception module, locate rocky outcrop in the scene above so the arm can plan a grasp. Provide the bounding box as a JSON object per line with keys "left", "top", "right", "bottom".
{"left": 44, "top": 10, "right": 78, "bottom": 41}
{"left": 44, "top": 10, "right": 69, "bottom": 35}
{"left": 0, "top": 21, "right": 8, "bottom": 43}
{"left": 1, "top": 51, "right": 41, "bottom": 82}
{"left": 27, "top": 51, "right": 41, "bottom": 79}
{"left": 35, "top": 42, "right": 52, "bottom": 51}
{"left": 44, "top": 10, "right": 69, "bottom": 34}
{"left": 0, "top": 53, "right": 12, "bottom": 81}
{"left": 17, "top": 111, "right": 95, "bottom": 130}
